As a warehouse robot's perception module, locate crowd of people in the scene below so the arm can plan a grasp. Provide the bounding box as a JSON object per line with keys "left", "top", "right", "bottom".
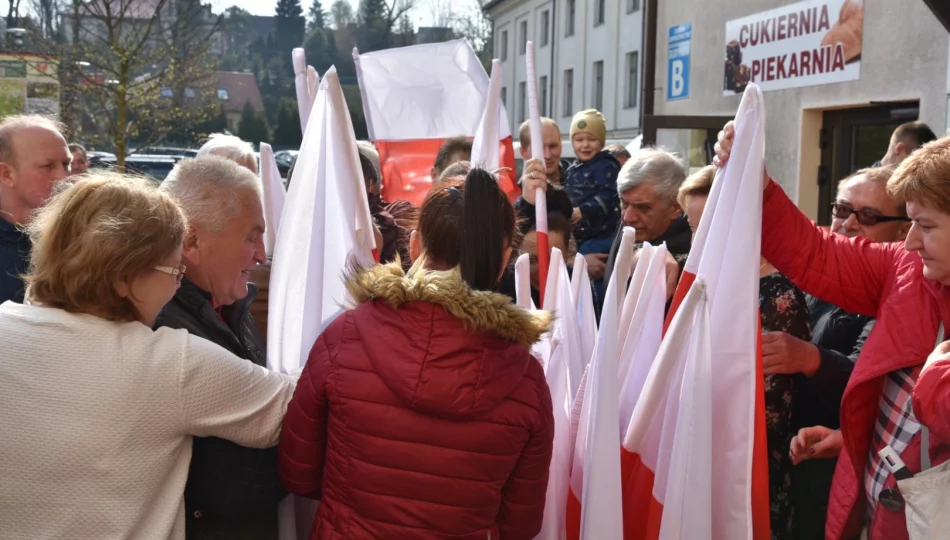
{"left": 0, "top": 106, "right": 949, "bottom": 540}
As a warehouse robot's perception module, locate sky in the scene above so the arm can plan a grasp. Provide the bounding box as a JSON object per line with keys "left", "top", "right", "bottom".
{"left": 210, "top": 0, "right": 440, "bottom": 27}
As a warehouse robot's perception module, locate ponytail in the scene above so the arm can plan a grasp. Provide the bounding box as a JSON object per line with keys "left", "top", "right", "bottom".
{"left": 458, "top": 168, "right": 515, "bottom": 291}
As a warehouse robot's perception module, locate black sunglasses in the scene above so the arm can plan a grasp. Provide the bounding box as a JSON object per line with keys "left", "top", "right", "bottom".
{"left": 831, "top": 203, "right": 910, "bottom": 227}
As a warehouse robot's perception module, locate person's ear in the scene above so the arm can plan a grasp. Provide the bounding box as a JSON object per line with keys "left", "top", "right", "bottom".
{"left": 409, "top": 230, "right": 421, "bottom": 262}
{"left": 519, "top": 146, "right": 530, "bottom": 161}
{"left": 430, "top": 167, "right": 440, "bottom": 183}
{"left": 113, "top": 278, "right": 131, "bottom": 299}
{"left": 895, "top": 142, "right": 909, "bottom": 158}
{"left": 0, "top": 162, "right": 16, "bottom": 188}
{"left": 181, "top": 227, "right": 201, "bottom": 265}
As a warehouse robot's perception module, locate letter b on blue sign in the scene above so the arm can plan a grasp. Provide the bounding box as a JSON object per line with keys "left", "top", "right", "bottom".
{"left": 671, "top": 60, "right": 685, "bottom": 96}
{"left": 667, "top": 23, "right": 690, "bottom": 101}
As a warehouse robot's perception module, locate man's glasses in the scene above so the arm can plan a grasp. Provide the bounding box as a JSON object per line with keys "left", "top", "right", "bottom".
{"left": 830, "top": 203, "right": 910, "bottom": 227}
{"left": 154, "top": 264, "right": 186, "bottom": 284}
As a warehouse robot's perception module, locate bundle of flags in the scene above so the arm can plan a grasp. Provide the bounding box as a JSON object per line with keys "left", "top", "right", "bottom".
{"left": 531, "top": 84, "right": 769, "bottom": 540}
{"left": 270, "top": 38, "right": 771, "bottom": 539}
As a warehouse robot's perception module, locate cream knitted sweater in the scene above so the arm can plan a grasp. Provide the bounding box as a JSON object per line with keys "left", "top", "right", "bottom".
{"left": 0, "top": 302, "right": 297, "bottom": 539}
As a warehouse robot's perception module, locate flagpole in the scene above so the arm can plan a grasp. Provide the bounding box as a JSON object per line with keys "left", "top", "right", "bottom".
{"left": 526, "top": 41, "right": 549, "bottom": 305}
{"left": 292, "top": 48, "right": 313, "bottom": 134}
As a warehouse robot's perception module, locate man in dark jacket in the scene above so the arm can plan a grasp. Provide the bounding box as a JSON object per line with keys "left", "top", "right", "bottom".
{"left": 758, "top": 167, "right": 910, "bottom": 539}
{"left": 604, "top": 147, "right": 691, "bottom": 289}
{"left": 155, "top": 155, "right": 282, "bottom": 540}
{"left": 0, "top": 115, "right": 71, "bottom": 304}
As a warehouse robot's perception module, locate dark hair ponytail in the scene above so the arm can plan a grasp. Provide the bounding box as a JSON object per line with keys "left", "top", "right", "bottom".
{"left": 458, "top": 168, "right": 515, "bottom": 290}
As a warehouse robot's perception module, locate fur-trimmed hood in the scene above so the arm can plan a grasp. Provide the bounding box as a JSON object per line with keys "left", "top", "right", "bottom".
{"left": 345, "top": 262, "right": 552, "bottom": 348}
{"left": 343, "top": 261, "right": 552, "bottom": 418}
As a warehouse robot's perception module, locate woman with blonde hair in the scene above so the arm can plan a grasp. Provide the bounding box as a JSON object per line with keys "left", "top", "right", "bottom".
{"left": 0, "top": 173, "right": 297, "bottom": 539}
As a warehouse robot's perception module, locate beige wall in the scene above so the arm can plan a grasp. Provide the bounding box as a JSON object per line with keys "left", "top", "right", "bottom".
{"left": 654, "top": 0, "right": 949, "bottom": 219}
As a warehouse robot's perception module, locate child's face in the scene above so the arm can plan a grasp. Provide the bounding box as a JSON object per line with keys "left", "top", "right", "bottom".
{"left": 572, "top": 132, "right": 604, "bottom": 162}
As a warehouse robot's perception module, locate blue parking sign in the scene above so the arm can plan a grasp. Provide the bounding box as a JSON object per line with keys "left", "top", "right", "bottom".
{"left": 667, "top": 23, "right": 691, "bottom": 101}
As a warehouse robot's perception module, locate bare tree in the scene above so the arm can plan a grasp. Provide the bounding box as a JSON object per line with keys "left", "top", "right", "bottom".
{"left": 29, "top": 0, "right": 222, "bottom": 167}
{"left": 28, "top": 0, "right": 62, "bottom": 38}
{"left": 329, "top": 0, "right": 353, "bottom": 29}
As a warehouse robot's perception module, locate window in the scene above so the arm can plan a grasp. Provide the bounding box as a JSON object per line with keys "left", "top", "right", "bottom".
{"left": 500, "top": 31, "right": 508, "bottom": 61}
{"left": 625, "top": 52, "right": 639, "bottom": 108}
{"left": 627, "top": 0, "right": 640, "bottom": 13}
{"left": 593, "top": 61, "right": 604, "bottom": 110}
{"left": 563, "top": 69, "right": 574, "bottom": 117}
{"left": 565, "top": 0, "right": 575, "bottom": 37}
{"left": 541, "top": 11, "right": 550, "bottom": 47}
{"left": 160, "top": 87, "right": 173, "bottom": 98}
{"left": 184, "top": 87, "right": 196, "bottom": 98}
{"left": 519, "top": 21, "right": 527, "bottom": 55}
{"left": 518, "top": 81, "right": 526, "bottom": 121}
{"left": 216, "top": 88, "right": 229, "bottom": 100}
{"left": 595, "top": 0, "right": 605, "bottom": 26}
{"left": 540, "top": 75, "right": 548, "bottom": 117}
{"left": 501, "top": 86, "right": 507, "bottom": 108}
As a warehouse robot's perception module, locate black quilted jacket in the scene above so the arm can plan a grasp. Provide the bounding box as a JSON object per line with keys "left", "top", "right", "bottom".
{"left": 154, "top": 278, "right": 283, "bottom": 533}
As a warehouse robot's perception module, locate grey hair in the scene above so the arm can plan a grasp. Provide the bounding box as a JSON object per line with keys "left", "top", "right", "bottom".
{"left": 197, "top": 133, "right": 258, "bottom": 173}
{"left": 160, "top": 155, "right": 263, "bottom": 235}
{"left": 617, "top": 147, "right": 687, "bottom": 204}
{"left": 356, "top": 140, "right": 381, "bottom": 189}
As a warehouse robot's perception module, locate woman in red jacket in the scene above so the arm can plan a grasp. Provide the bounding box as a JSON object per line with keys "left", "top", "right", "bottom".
{"left": 278, "top": 168, "right": 555, "bottom": 539}
{"left": 716, "top": 128, "right": 950, "bottom": 540}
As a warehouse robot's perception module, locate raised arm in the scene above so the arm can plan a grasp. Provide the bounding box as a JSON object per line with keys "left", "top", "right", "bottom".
{"left": 277, "top": 314, "right": 344, "bottom": 499}
{"left": 177, "top": 332, "right": 297, "bottom": 448}
{"left": 762, "top": 180, "right": 900, "bottom": 317}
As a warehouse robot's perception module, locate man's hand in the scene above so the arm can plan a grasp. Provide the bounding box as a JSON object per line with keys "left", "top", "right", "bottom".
{"left": 520, "top": 158, "right": 547, "bottom": 205}
{"left": 761, "top": 331, "right": 821, "bottom": 376}
{"left": 585, "top": 253, "right": 608, "bottom": 280}
{"left": 790, "top": 426, "right": 842, "bottom": 465}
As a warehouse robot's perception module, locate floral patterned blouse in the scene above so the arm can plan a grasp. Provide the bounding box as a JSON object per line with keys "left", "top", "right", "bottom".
{"left": 759, "top": 272, "right": 812, "bottom": 540}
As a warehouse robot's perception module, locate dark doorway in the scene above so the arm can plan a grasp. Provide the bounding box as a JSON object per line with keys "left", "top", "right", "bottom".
{"left": 817, "top": 102, "right": 919, "bottom": 225}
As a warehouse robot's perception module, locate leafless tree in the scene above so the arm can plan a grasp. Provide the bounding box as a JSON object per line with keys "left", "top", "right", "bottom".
{"left": 329, "top": 0, "right": 353, "bottom": 29}
{"left": 28, "top": 0, "right": 222, "bottom": 167}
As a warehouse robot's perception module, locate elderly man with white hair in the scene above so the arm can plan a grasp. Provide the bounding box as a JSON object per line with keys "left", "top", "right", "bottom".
{"left": 603, "top": 147, "right": 692, "bottom": 287}
{"left": 197, "top": 133, "right": 258, "bottom": 174}
{"left": 154, "top": 155, "right": 279, "bottom": 540}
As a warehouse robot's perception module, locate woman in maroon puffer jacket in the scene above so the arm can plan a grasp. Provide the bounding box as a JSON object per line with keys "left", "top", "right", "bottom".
{"left": 278, "top": 168, "right": 555, "bottom": 539}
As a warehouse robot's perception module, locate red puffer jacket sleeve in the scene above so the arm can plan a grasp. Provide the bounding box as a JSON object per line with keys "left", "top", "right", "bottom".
{"left": 497, "top": 362, "right": 555, "bottom": 539}
{"left": 761, "top": 179, "right": 901, "bottom": 317}
{"left": 278, "top": 314, "right": 345, "bottom": 499}
{"left": 913, "top": 359, "right": 950, "bottom": 447}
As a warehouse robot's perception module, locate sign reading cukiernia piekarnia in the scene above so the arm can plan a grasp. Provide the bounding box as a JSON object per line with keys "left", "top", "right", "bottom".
{"left": 723, "top": 0, "right": 863, "bottom": 94}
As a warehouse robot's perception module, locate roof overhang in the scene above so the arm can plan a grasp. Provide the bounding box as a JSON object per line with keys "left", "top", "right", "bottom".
{"left": 922, "top": 0, "right": 950, "bottom": 32}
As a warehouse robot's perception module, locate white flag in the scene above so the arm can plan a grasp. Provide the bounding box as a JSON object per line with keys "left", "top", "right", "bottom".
{"left": 258, "top": 142, "right": 286, "bottom": 258}
{"left": 470, "top": 58, "right": 503, "bottom": 171}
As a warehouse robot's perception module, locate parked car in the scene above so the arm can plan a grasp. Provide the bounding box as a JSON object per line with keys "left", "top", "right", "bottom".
{"left": 89, "top": 154, "right": 182, "bottom": 182}
{"left": 274, "top": 150, "right": 298, "bottom": 178}
{"left": 134, "top": 146, "right": 198, "bottom": 158}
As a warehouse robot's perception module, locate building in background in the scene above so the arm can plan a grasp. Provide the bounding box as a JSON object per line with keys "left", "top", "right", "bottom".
{"left": 485, "top": 0, "right": 644, "bottom": 141}
{"left": 0, "top": 53, "right": 59, "bottom": 117}
{"left": 204, "top": 71, "right": 265, "bottom": 133}
{"left": 648, "top": 0, "right": 950, "bottom": 223}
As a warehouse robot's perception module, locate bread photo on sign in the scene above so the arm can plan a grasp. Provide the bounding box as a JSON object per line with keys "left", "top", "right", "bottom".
{"left": 821, "top": 0, "right": 863, "bottom": 63}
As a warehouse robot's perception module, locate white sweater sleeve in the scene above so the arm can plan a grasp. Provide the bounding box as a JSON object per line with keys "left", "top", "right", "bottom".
{"left": 177, "top": 333, "right": 298, "bottom": 448}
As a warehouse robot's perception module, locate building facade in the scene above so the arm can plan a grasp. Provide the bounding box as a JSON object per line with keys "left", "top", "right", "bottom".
{"left": 650, "top": 0, "right": 950, "bottom": 222}
{"left": 486, "top": 0, "right": 644, "bottom": 142}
